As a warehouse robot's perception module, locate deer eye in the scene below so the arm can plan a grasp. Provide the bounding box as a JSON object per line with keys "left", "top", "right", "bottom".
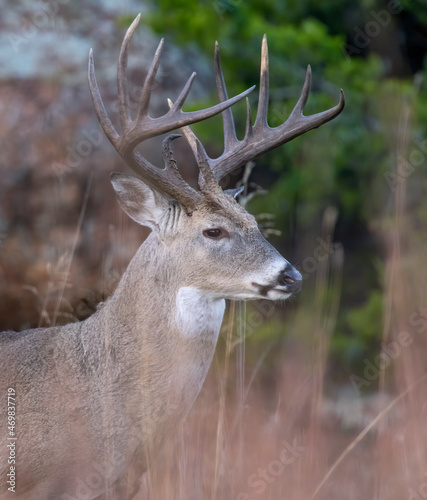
{"left": 203, "top": 228, "right": 228, "bottom": 240}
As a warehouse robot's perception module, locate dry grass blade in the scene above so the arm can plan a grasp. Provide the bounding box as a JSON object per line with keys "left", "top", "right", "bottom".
{"left": 311, "top": 373, "right": 427, "bottom": 499}
{"left": 51, "top": 173, "right": 93, "bottom": 325}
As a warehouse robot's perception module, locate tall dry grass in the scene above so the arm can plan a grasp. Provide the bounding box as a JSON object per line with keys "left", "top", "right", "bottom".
{"left": 134, "top": 90, "right": 427, "bottom": 500}
{"left": 2, "top": 74, "right": 427, "bottom": 500}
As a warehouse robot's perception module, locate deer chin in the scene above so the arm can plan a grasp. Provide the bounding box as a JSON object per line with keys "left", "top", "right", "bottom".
{"left": 267, "top": 288, "right": 293, "bottom": 301}
{"left": 251, "top": 282, "right": 294, "bottom": 301}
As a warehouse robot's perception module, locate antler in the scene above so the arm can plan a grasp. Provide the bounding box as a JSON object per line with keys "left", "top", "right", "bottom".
{"left": 88, "top": 14, "right": 254, "bottom": 209}
{"left": 177, "top": 34, "right": 345, "bottom": 188}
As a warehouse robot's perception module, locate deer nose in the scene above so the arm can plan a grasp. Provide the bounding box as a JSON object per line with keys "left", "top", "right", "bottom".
{"left": 279, "top": 265, "right": 302, "bottom": 293}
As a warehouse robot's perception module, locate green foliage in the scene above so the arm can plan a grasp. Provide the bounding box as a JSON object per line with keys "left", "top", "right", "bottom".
{"left": 400, "top": 0, "right": 427, "bottom": 25}
{"left": 333, "top": 290, "right": 384, "bottom": 364}
{"left": 145, "top": 1, "right": 427, "bottom": 370}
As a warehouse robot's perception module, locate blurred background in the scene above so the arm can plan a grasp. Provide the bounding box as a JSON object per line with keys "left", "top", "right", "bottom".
{"left": 1, "top": 1, "right": 427, "bottom": 499}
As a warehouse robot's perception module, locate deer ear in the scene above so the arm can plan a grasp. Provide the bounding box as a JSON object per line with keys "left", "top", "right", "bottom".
{"left": 110, "top": 173, "right": 169, "bottom": 230}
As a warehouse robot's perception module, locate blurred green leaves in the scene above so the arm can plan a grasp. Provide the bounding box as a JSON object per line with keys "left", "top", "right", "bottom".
{"left": 144, "top": 0, "right": 427, "bottom": 374}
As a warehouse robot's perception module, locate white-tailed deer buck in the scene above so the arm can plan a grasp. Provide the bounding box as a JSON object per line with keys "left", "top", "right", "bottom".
{"left": 0, "top": 14, "right": 344, "bottom": 500}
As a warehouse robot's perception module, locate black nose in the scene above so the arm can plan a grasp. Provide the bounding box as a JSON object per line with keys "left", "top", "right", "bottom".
{"left": 279, "top": 264, "right": 302, "bottom": 293}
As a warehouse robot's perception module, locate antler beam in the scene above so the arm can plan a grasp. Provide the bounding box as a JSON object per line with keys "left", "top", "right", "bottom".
{"left": 178, "top": 34, "right": 345, "bottom": 187}
{"left": 89, "top": 15, "right": 344, "bottom": 207}
{"left": 88, "top": 14, "right": 255, "bottom": 209}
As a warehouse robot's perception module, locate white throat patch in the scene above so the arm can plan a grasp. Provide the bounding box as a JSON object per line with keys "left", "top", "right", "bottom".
{"left": 175, "top": 287, "right": 226, "bottom": 339}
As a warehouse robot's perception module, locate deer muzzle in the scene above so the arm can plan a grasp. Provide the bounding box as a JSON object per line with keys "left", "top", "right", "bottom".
{"left": 279, "top": 264, "right": 302, "bottom": 293}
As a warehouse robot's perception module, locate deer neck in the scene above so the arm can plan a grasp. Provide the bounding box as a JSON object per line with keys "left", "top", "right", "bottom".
{"left": 107, "top": 232, "right": 226, "bottom": 341}
{"left": 89, "top": 232, "right": 225, "bottom": 425}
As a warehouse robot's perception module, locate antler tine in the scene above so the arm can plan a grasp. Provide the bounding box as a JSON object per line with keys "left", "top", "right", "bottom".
{"left": 196, "top": 140, "right": 220, "bottom": 192}
{"left": 254, "top": 34, "right": 269, "bottom": 129}
{"left": 161, "top": 134, "right": 204, "bottom": 202}
{"left": 162, "top": 134, "right": 184, "bottom": 179}
{"left": 214, "top": 42, "right": 238, "bottom": 149}
{"left": 168, "top": 97, "right": 196, "bottom": 142}
{"left": 169, "top": 72, "right": 197, "bottom": 113}
{"left": 161, "top": 134, "right": 201, "bottom": 202}
{"left": 288, "top": 80, "right": 346, "bottom": 132}
{"left": 135, "top": 37, "right": 164, "bottom": 122}
{"left": 88, "top": 50, "right": 120, "bottom": 148}
{"left": 166, "top": 101, "right": 211, "bottom": 190}
{"left": 117, "top": 14, "right": 141, "bottom": 130}
{"left": 291, "top": 64, "right": 312, "bottom": 116}
{"left": 244, "top": 97, "right": 253, "bottom": 138}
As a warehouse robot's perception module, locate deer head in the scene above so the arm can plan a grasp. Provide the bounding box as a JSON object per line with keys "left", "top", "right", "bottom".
{"left": 88, "top": 14, "right": 344, "bottom": 302}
